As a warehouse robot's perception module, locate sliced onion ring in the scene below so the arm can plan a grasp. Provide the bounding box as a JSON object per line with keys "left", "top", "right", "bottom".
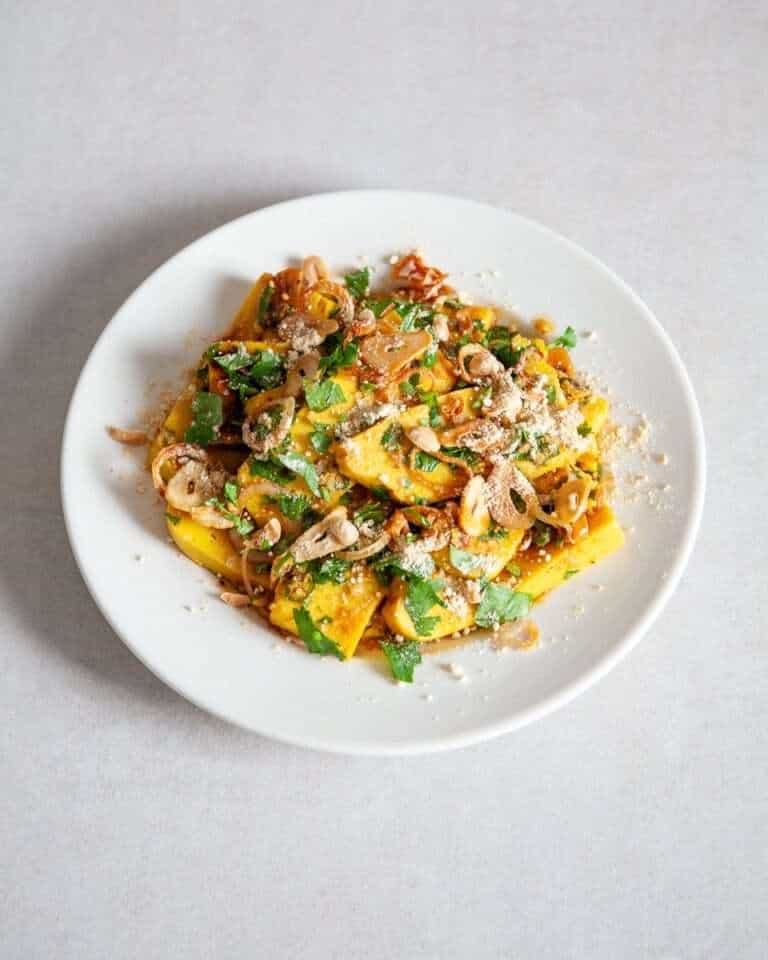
{"left": 337, "top": 532, "right": 390, "bottom": 560}
{"left": 151, "top": 442, "right": 208, "bottom": 497}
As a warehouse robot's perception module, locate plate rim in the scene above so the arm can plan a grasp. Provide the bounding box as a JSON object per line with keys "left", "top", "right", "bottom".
{"left": 60, "top": 189, "right": 706, "bottom": 755}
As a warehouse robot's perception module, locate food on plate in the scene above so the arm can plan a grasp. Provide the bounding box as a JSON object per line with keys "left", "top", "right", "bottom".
{"left": 145, "top": 253, "right": 624, "bottom": 681}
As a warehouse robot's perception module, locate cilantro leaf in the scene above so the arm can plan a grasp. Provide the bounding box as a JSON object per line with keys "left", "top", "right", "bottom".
{"left": 439, "top": 445, "right": 480, "bottom": 466}
{"left": 269, "top": 492, "right": 312, "bottom": 520}
{"left": 397, "top": 301, "right": 434, "bottom": 331}
{"left": 319, "top": 333, "right": 359, "bottom": 375}
{"left": 344, "top": 267, "right": 371, "bottom": 300}
{"left": 418, "top": 390, "right": 444, "bottom": 428}
{"left": 380, "top": 422, "right": 402, "bottom": 452}
{"left": 564, "top": 569, "right": 579, "bottom": 580}
{"left": 273, "top": 450, "right": 321, "bottom": 496}
{"left": 485, "top": 326, "right": 523, "bottom": 368}
{"left": 449, "top": 545, "right": 485, "bottom": 575}
{"left": 211, "top": 345, "right": 285, "bottom": 399}
{"left": 399, "top": 372, "right": 421, "bottom": 398}
{"left": 223, "top": 480, "right": 239, "bottom": 503}
{"left": 549, "top": 326, "right": 577, "bottom": 350}
{"left": 577, "top": 422, "right": 592, "bottom": 437}
{"left": 353, "top": 501, "right": 387, "bottom": 526}
{"left": 293, "top": 607, "right": 344, "bottom": 659}
{"left": 308, "top": 557, "right": 351, "bottom": 584}
{"left": 184, "top": 392, "right": 223, "bottom": 446}
{"left": 249, "top": 457, "right": 293, "bottom": 485}
{"left": 257, "top": 284, "right": 274, "bottom": 324}
{"left": 380, "top": 639, "right": 422, "bottom": 682}
{"left": 413, "top": 450, "right": 440, "bottom": 472}
{"left": 474, "top": 584, "right": 532, "bottom": 628}
{"left": 546, "top": 384, "right": 557, "bottom": 405}
{"left": 304, "top": 378, "right": 345, "bottom": 411}
{"left": 309, "top": 425, "right": 332, "bottom": 453}
{"left": 165, "top": 511, "right": 181, "bottom": 525}
{"left": 405, "top": 578, "right": 445, "bottom": 636}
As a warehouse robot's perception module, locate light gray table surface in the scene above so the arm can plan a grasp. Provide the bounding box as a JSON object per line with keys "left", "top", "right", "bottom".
{"left": 2, "top": 3, "right": 766, "bottom": 958}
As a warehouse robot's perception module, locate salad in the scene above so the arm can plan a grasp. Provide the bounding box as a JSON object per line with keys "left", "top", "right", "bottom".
{"left": 147, "top": 253, "right": 624, "bottom": 681}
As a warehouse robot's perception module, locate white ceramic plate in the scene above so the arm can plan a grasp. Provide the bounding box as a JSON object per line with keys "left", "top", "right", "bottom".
{"left": 61, "top": 191, "right": 705, "bottom": 754}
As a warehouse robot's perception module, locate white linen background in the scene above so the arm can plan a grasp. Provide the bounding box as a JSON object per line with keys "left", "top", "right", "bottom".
{"left": 1, "top": 2, "right": 765, "bottom": 958}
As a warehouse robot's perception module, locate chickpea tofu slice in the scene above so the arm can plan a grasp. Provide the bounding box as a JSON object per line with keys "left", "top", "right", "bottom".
{"left": 333, "top": 387, "right": 479, "bottom": 504}
{"left": 511, "top": 506, "right": 624, "bottom": 597}
{"left": 269, "top": 568, "right": 385, "bottom": 659}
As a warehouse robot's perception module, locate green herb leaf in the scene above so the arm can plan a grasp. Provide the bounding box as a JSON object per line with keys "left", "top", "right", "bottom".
{"left": 270, "top": 492, "right": 312, "bottom": 521}
{"left": 474, "top": 584, "right": 532, "bottom": 628}
{"left": 439, "top": 445, "right": 480, "bottom": 466}
{"left": 422, "top": 341, "right": 438, "bottom": 368}
{"left": 399, "top": 372, "right": 421, "bottom": 398}
{"left": 449, "top": 545, "right": 485, "bottom": 575}
{"left": 354, "top": 502, "right": 387, "bottom": 526}
{"left": 577, "top": 422, "right": 592, "bottom": 437}
{"left": 419, "top": 390, "right": 444, "bottom": 427}
{"left": 405, "top": 578, "right": 445, "bottom": 636}
{"left": 165, "top": 511, "right": 181, "bottom": 525}
{"left": 211, "top": 345, "right": 285, "bottom": 399}
{"left": 304, "top": 378, "right": 345, "bottom": 411}
{"left": 344, "top": 267, "right": 371, "bottom": 300}
{"left": 380, "top": 422, "right": 403, "bottom": 452}
{"left": 564, "top": 569, "right": 579, "bottom": 580}
{"left": 479, "top": 523, "right": 507, "bottom": 541}
{"left": 532, "top": 522, "right": 551, "bottom": 547}
{"left": 546, "top": 384, "right": 557, "bottom": 405}
{"left": 184, "top": 392, "right": 224, "bottom": 446}
{"left": 249, "top": 458, "right": 293, "bottom": 484}
{"left": 257, "top": 284, "right": 274, "bottom": 324}
{"left": 397, "top": 301, "right": 434, "bottom": 331}
{"left": 309, "top": 557, "right": 351, "bottom": 584}
{"left": 293, "top": 607, "right": 344, "bottom": 659}
{"left": 549, "top": 326, "right": 577, "bottom": 350}
{"left": 413, "top": 450, "right": 440, "bottom": 473}
{"left": 380, "top": 639, "right": 422, "bottom": 682}
{"left": 485, "top": 327, "right": 523, "bottom": 368}
{"left": 223, "top": 481, "right": 239, "bottom": 503}
{"left": 273, "top": 450, "right": 321, "bottom": 496}
{"left": 319, "top": 333, "right": 359, "bottom": 375}
{"left": 309, "top": 425, "right": 332, "bottom": 453}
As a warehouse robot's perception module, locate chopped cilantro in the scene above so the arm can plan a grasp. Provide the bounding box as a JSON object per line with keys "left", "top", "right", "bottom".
{"left": 304, "top": 378, "right": 345, "bottom": 411}
{"left": 485, "top": 326, "right": 523, "bottom": 368}
{"left": 309, "top": 424, "right": 332, "bottom": 453}
{"left": 380, "top": 639, "right": 422, "bottom": 682}
{"left": 479, "top": 523, "right": 507, "bottom": 541}
{"left": 373, "top": 550, "right": 435, "bottom": 583}
{"left": 405, "top": 578, "right": 445, "bottom": 636}
{"left": 549, "top": 326, "right": 577, "bottom": 350}
{"left": 419, "top": 390, "right": 444, "bottom": 427}
{"left": 413, "top": 450, "right": 440, "bottom": 473}
{"left": 344, "top": 266, "right": 371, "bottom": 300}
{"left": 532, "top": 523, "right": 551, "bottom": 547}
{"left": 269, "top": 492, "right": 312, "bottom": 521}
{"left": 184, "top": 392, "right": 223, "bottom": 446}
{"left": 293, "top": 607, "right": 344, "bottom": 659}
{"left": 273, "top": 450, "right": 321, "bottom": 496}
{"left": 546, "top": 384, "right": 557, "bottom": 405}
{"left": 380, "top": 422, "right": 403, "bottom": 452}
{"left": 319, "top": 333, "right": 359, "bottom": 375}
{"left": 564, "top": 569, "right": 579, "bottom": 580}
{"left": 397, "top": 301, "right": 434, "bottom": 332}
{"left": 577, "top": 422, "right": 592, "bottom": 437}
{"left": 472, "top": 385, "right": 492, "bottom": 410}
{"left": 249, "top": 457, "right": 292, "bottom": 485}
{"left": 506, "top": 561, "right": 521, "bottom": 577}
{"left": 223, "top": 481, "right": 239, "bottom": 503}
{"left": 422, "top": 341, "right": 438, "bottom": 368}
{"left": 354, "top": 502, "right": 387, "bottom": 526}
{"left": 399, "top": 372, "right": 421, "bottom": 398}
{"left": 360, "top": 380, "right": 376, "bottom": 393}
{"left": 205, "top": 496, "right": 255, "bottom": 537}
{"left": 257, "top": 284, "right": 274, "bottom": 324}
{"left": 370, "top": 485, "right": 390, "bottom": 500}
{"left": 165, "top": 511, "right": 181, "bottom": 525}
{"left": 474, "top": 583, "right": 532, "bottom": 628}
{"left": 308, "top": 557, "right": 351, "bottom": 584}
{"left": 211, "top": 345, "right": 285, "bottom": 400}
{"left": 440, "top": 445, "right": 480, "bottom": 467}
{"left": 449, "top": 545, "right": 485, "bottom": 575}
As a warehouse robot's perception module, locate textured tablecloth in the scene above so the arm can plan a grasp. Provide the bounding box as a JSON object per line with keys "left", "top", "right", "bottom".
{"left": 1, "top": 2, "right": 766, "bottom": 957}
